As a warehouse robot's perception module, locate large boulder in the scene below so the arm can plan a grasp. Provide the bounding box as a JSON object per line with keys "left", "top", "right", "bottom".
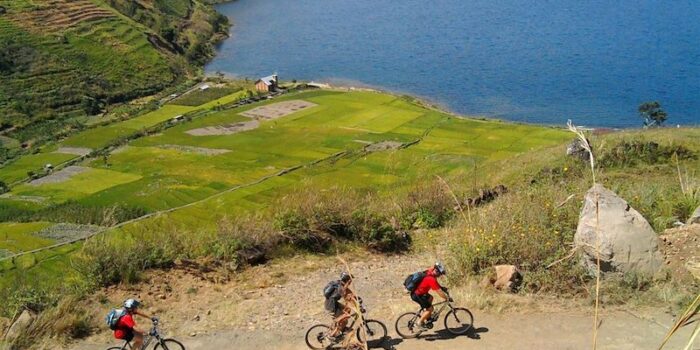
{"left": 4, "top": 309, "right": 36, "bottom": 341}
{"left": 575, "top": 184, "right": 662, "bottom": 275}
{"left": 688, "top": 206, "right": 700, "bottom": 225}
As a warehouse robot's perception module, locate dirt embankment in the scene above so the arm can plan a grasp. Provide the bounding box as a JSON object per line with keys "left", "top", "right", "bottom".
{"left": 67, "top": 252, "right": 696, "bottom": 350}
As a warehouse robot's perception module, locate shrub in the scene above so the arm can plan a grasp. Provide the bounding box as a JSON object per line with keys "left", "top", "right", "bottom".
{"left": 598, "top": 140, "right": 695, "bottom": 168}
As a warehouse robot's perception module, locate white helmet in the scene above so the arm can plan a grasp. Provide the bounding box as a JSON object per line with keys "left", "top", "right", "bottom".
{"left": 434, "top": 262, "right": 446, "bottom": 275}
{"left": 124, "top": 298, "right": 140, "bottom": 310}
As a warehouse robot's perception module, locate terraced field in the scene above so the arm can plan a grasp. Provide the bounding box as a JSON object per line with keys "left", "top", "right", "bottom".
{"left": 0, "top": 0, "right": 176, "bottom": 135}
{"left": 0, "top": 89, "right": 571, "bottom": 288}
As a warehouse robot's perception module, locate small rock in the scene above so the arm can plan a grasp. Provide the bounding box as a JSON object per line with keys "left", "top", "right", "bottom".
{"left": 193, "top": 315, "right": 200, "bottom": 321}
{"left": 207, "top": 310, "right": 212, "bottom": 315}
{"left": 190, "top": 332, "right": 197, "bottom": 337}
{"left": 157, "top": 294, "right": 167, "bottom": 300}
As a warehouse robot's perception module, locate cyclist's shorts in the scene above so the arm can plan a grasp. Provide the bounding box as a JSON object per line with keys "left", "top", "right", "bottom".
{"left": 411, "top": 293, "right": 433, "bottom": 309}
{"left": 115, "top": 329, "right": 135, "bottom": 342}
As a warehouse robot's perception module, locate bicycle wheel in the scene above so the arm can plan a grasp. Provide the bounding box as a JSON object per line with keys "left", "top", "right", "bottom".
{"left": 443, "top": 307, "right": 474, "bottom": 335}
{"left": 357, "top": 319, "right": 387, "bottom": 347}
{"left": 304, "top": 324, "right": 333, "bottom": 350}
{"left": 394, "top": 312, "right": 422, "bottom": 339}
{"left": 153, "top": 338, "right": 186, "bottom": 350}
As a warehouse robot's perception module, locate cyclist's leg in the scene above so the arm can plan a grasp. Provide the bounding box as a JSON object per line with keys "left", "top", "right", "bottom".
{"left": 417, "top": 295, "right": 434, "bottom": 326}
{"left": 130, "top": 330, "right": 144, "bottom": 350}
{"left": 329, "top": 308, "right": 343, "bottom": 337}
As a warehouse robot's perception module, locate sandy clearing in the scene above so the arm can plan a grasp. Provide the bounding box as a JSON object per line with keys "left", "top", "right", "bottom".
{"left": 186, "top": 120, "right": 260, "bottom": 136}
{"left": 29, "top": 166, "right": 89, "bottom": 186}
{"left": 241, "top": 100, "right": 317, "bottom": 120}
{"left": 366, "top": 141, "right": 404, "bottom": 152}
{"left": 55, "top": 147, "right": 93, "bottom": 156}
{"left": 158, "top": 145, "right": 232, "bottom": 155}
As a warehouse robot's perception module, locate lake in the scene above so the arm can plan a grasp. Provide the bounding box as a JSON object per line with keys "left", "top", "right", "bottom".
{"left": 207, "top": 0, "right": 700, "bottom": 127}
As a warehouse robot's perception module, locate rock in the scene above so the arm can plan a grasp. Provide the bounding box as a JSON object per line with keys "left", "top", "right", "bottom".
{"left": 574, "top": 184, "right": 662, "bottom": 275}
{"left": 193, "top": 315, "right": 200, "bottom": 321}
{"left": 479, "top": 265, "right": 522, "bottom": 292}
{"left": 688, "top": 206, "right": 700, "bottom": 225}
{"left": 566, "top": 138, "right": 592, "bottom": 161}
{"left": 190, "top": 332, "right": 197, "bottom": 337}
{"left": 0, "top": 6, "right": 6, "bottom": 15}
{"left": 5, "top": 310, "right": 36, "bottom": 341}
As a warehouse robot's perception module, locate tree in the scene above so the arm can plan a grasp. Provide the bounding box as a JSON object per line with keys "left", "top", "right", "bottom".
{"left": 638, "top": 101, "right": 668, "bottom": 128}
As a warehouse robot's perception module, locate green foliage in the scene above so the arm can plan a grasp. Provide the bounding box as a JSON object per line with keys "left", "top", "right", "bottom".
{"left": 0, "top": 201, "right": 146, "bottom": 226}
{"left": 598, "top": 140, "right": 695, "bottom": 168}
{"left": 638, "top": 101, "right": 668, "bottom": 127}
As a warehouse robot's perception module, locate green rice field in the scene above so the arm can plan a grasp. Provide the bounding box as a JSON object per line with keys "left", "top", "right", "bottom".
{"left": 0, "top": 89, "right": 571, "bottom": 287}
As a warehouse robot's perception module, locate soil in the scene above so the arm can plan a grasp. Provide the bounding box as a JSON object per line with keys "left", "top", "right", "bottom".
{"left": 29, "top": 165, "right": 88, "bottom": 186}
{"left": 56, "top": 147, "right": 93, "bottom": 156}
{"left": 659, "top": 223, "right": 700, "bottom": 281}
{"left": 365, "top": 141, "right": 404, "bottom": 152}
{"left": 186, "top": 120, "right": 260, "bottom": 136}
{"left": 157, "top": 145, "right": 231, "bottom": 155}
{"left": 67, "top": 252, "right": 697, "bottom": 350}
{"left": 241, "top": 100, "right": 317, "bottom": 120}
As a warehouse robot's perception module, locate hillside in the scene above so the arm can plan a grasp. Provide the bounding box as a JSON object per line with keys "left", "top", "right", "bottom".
{"left": 0, "top": 86, "right": 698, "bottom": 348}
{"left": 0, "top": 0, "right": 228, "bottom": 153}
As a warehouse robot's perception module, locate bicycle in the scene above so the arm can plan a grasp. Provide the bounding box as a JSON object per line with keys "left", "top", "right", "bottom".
{"left": 107, "top": 320, "right": 185, "bottom": 350}
{"left": 305, "top": 299, "right": 387, "bottom": 349}
{"left": 394, "top": 288, "right": 473, "bottom": 339}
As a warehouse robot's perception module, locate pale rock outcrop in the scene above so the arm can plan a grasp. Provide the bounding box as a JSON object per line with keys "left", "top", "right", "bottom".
{"left": 4, "top": 309, "right": 36, "bottom": 341}
{"left": 575, "top": 184, "right": 662, "bottom": 275}
{"left": 479, "top": 265, "right": 522, "bottom": 292}
{"left": 688, "top": 206, "right": 700, "bottom": 225}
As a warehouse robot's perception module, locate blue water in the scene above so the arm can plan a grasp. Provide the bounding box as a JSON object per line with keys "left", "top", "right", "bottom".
{"left": 207, "top": 0, "right": 700, "bottom": 127}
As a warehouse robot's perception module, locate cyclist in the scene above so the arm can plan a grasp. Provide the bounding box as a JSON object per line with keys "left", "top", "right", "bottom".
{"left": 114, "top": 298, "right": 157, "bottom": 349}
{"left": 411, "top": 262, "right": 451, "bottom": 330}
{"left": 326, "top": 272, "right": 356, "bottom": 339}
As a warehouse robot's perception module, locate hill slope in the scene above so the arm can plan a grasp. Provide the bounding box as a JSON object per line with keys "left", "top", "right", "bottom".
{"left": 0, "top": 0, "right": 228, "bottom": 145}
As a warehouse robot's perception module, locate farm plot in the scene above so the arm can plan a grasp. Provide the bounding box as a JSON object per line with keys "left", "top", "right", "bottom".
{"left": 0, "top": 222, "right": 55, "bottom": 254}
{"left": 0, "top": 152, "right": 77, "bottom": 184}
{"left": 12, "top": 167, "right": 142, "bottom": 203}
{"left": 62, "top": 105, "right": 196, "bottom": 149}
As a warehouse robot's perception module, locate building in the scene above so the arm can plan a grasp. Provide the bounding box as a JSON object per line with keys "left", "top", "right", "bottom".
{"left": 255, "top": 74, "right": 278, "bottom": 93}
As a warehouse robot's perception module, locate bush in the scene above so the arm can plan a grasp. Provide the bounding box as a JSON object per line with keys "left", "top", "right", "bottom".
{"left": 598, "top": 140, "right": 695, "bottom": 168}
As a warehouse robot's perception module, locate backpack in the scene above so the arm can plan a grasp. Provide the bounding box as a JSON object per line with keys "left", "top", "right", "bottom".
{"left": 323, "top": 280, "right": 341, "bottom": 299}
{"left": 323, "top": 280, "right": 342, "bottom": 312}
{"left": 403, "top": 270, "right": 427, "bottom": 292}
{"left": 106, "top": 308, "right": 126, "bottom": 330}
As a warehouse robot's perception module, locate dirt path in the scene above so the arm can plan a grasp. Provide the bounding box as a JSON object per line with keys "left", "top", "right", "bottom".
{"left": 68, "top": 253, "right": 696, "bottom": 350}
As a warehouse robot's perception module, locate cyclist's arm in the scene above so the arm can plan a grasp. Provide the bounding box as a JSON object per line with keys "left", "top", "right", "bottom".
{"left": 436, "top": 288, "right": 449, "bottom": 301}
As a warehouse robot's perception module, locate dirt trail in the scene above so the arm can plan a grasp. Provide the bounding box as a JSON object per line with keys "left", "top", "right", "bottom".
{"left": 69, "top": 253, "right": 696, "bottom": 350}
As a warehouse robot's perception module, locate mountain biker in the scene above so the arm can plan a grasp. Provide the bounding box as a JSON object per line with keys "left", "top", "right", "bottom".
{"left": 412, "top": 262, "right": 451, "bottom": 330}
{"left": 114, "top": 299, "right": 157, "bottom": 349}
{"left": 327, "top": 272, "right": 356, "bottom": 339}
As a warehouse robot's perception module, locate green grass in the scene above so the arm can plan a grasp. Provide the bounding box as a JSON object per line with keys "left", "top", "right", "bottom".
{"left": 0, "top": 89, "right": 571, "bottom": 289}
{"left": 170, "top": 87, "right": 243, "bottom": 106}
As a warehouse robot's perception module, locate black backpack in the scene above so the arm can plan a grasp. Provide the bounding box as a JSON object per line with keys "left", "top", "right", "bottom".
{"left": 323, "top": 280, "right": 341, "bottom": 299}
{"left": 323, "top": 280, "right": 342, "bottom": 312}
{"left": 403, "top": 270, "right": 427, "bottom": 292}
